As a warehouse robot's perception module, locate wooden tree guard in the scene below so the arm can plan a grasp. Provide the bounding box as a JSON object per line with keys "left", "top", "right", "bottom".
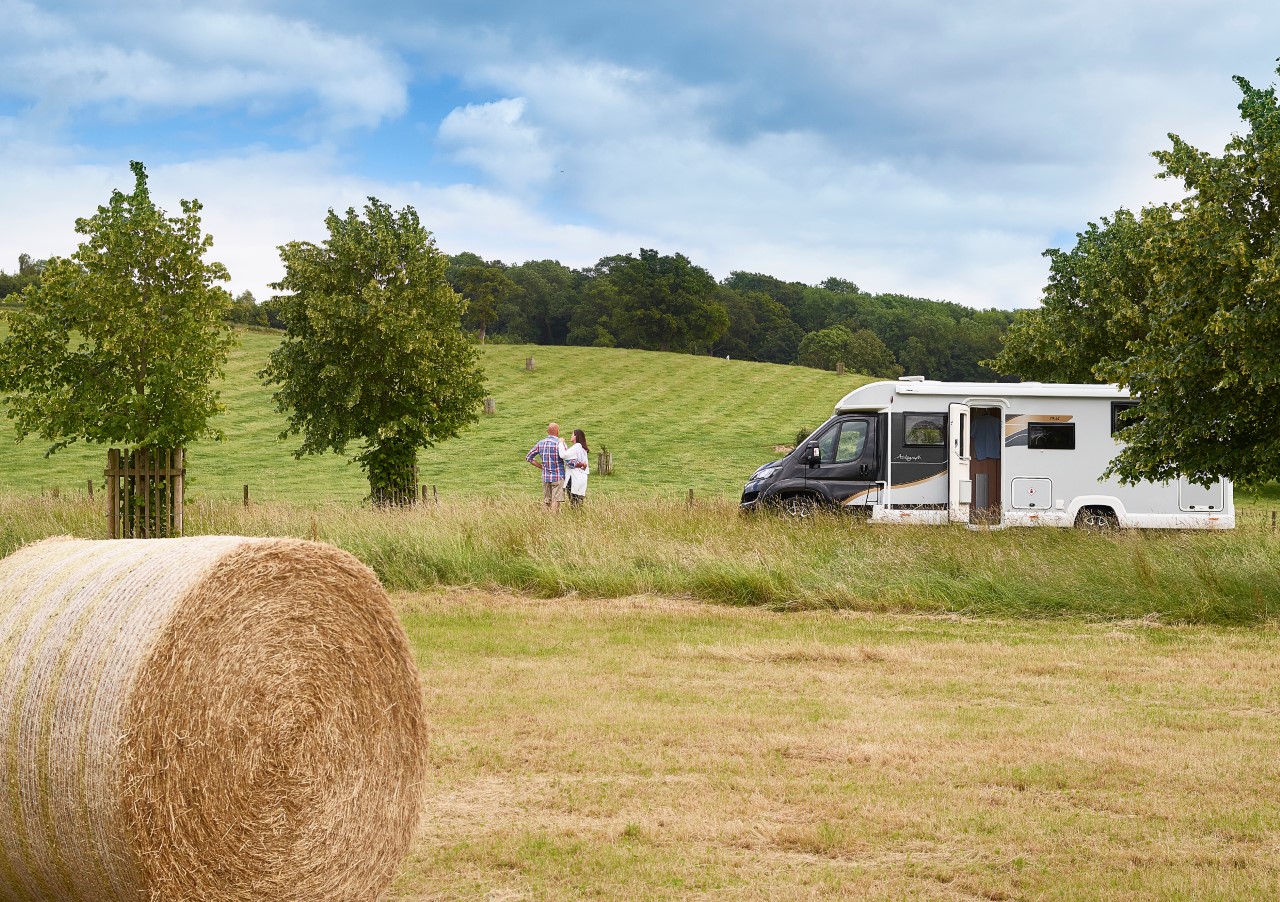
{"left": 483, "top": 396, "right": 497, "bottom": 415}
{"left": 835, "top": 361, "right": 845, "bottom": 375}
{"left": 106, "top": 448, "right": 185, "bottom": 539}
{"left": 525, "top": 357, "right": 536, "bottom": 371}
{"left": 596, "top": 447, "right": 614, "bottom": 476}
{"left": 372, "top": 464, "right": 420, "bottom": 507}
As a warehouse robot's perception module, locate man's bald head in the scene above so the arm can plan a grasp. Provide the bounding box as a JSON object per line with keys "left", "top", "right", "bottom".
{"left": 548, "top": 422, "right": 560, "bottom": 437}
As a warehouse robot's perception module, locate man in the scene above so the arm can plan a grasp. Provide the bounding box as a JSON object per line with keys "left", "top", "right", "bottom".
{"left": 526, "top": 422, "right": 570, "bottom": 512}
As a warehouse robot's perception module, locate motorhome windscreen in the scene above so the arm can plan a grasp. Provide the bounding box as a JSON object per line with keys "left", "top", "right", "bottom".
{"left": 903, "top": 413, "right": 945, "bottom": 446}
{"left": 1028, "top": 422, "right": 1076, "bottom": 450}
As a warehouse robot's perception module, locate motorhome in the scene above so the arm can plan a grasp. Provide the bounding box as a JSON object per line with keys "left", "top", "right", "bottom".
{"left": 739, "top": 378, "right": 1234, "bottom": 529}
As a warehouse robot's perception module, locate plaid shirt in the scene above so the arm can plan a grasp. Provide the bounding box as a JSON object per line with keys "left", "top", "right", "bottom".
{"left": 527, "top": 436, "right": 566, "bottom": 483}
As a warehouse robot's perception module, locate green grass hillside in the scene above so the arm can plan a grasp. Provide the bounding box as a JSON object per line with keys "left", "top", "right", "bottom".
{"left": 0, "top": 327, "right": 866, "bottom": 502}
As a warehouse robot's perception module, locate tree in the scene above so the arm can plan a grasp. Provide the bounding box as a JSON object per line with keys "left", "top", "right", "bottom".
{"left": 451, "top": 262, "right": 516, "bottom": 344}
{"left": 0, "top": 161, "right": 233, "bottom": 454}
{"left": 261, "top": 198, "right": 486, "bottom": 504}
{"left": 224, "top": 289, "right": 272, "bottom": 327}
{"left": 991, "top": 209, "right": 1154, "bottom": 383}
{"left": 586, "top": 249, "right": 729, "bottom": 353}
{"left": 712, "top": 288, "right": 804, "bottom": 362}
{"left": 1102, "top": 70, "right": 1280, "bottom": 487}
{"left": 504, "top": 259, "right": 581, "bottom": 344}
{"left": 796, "top": 325, "right": 902, "bottom": 377}
{"left": 0, "top": 253, "right": 48, "bottom": 301}
{"left": 990, "top": 65, "right": 1280, "bottom": 486}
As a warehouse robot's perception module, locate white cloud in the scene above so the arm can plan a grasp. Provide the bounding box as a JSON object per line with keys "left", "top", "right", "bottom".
{"left": 0, "top": 140, "right": 640, "bottom": 302}
{"left": 437, "top": 98, "right": 555, "bottom": 189}
{"left": 418, "top": 56, "right": 1078, "bottom": 306}
{"left": 3, "top": 0, "right": 1278, "bottom": 312}
{"left": 0, "top": 0, "right": 407, "bottom": 129}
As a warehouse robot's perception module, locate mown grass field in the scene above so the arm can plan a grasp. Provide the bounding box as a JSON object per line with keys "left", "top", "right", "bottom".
{"left": 0, "top": 326, "right": 859, "bottom": 502}
{"left": 389, "top": 590, "right": 1280, "bottom": 900}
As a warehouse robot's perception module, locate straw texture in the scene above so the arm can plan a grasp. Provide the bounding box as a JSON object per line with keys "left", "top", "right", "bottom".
{"left": 0, "top": 537, "right": 427, "bottom": 902}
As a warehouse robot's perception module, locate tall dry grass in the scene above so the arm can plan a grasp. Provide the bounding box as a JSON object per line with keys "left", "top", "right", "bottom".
{"left": 3, "top": 491, "right": 1277, "bottom": 625}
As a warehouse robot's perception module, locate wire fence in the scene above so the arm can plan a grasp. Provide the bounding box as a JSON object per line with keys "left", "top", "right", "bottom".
{"left": 16, "top": 479, "right": 1280, "bottom": 532}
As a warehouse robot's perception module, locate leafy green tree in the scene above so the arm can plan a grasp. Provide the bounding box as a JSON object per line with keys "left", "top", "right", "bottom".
{"left": 722, "top": 271, "right": 808, "bottom": 327}
{"left": 0, "top": 254, "right": 48, "bottom": 301}
{"left": 797, "top": 325, "right": 902, "bottom": 377}
{"left": 1103, "top": 71, "right": 1280, "bottom": 486}
{"left": 585, "top": 249, "right": 729, "bottom": 353}
{"left": 0, "top": 161, "right": 233, "bottom": 454}
{"left": 504, "top": 259, "right": 581, "bottom": 344}
{"left": 262, "top": 199, "right": 486, "bottom": 504}
{"left": 991, "top": 209, "right": 1154, "bottom": 382}
{"left": 224, "top": 289, "right": 272, "bottom": 327}
{"left": 452, "top": 262, "right": 516, "bottom": 344}
{"left": 990, "top": 65, "right": 1280, "bottom": 486}
{"left": 713, "top": 288, "right": 805, "bottom": 362}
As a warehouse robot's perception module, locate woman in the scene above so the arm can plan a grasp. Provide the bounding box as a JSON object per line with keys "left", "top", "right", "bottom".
{"left": 562, "top": 428, "right": 590, "bottom": 506}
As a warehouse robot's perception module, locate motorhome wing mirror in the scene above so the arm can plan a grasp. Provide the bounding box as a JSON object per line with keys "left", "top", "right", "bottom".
{"left": 806, "top": 443, "right": 822, "bottom": 466}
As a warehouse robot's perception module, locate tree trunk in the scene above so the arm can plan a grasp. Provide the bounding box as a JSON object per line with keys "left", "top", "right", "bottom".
{"left": 365, "top": 440, "right": 418, "bottom": 507}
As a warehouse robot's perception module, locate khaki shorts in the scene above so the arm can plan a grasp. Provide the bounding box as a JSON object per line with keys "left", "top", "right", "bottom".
{"left": 543, "top": 480, "right": 567, "bottom": 504}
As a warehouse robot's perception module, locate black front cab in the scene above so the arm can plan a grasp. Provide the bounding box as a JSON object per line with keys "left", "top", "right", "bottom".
{"left": 741, "top": 413, "right": 885, "bottom": 512}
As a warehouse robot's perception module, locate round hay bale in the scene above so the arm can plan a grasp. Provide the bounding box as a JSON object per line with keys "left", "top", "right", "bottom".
{"left": 0, "top": 536, "right": 427, "bottom": 902}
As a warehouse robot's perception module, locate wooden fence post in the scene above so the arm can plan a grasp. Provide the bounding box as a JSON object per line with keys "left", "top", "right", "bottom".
{"left": 687, "top": 488, "right": 695, "bottom": 507}
{"left": 483, "top": 397, "right": 497, "bottom": 415}
{"left": 174, "top": 448, "right": 184, "bottom": 536}
{"left": 243, "top": 484, "right": 250, "bottom": 508}
{"left": 525, "top": 357, "right": 536, "bottom": 372}
{"left": 86, "top": 479, "right": 94, "bottom": 501}
{"left": 836, "top": 361, "right": 845, "bottom": 375}
{"left": 106, "top": 449, "right": 119, "bottom": 539}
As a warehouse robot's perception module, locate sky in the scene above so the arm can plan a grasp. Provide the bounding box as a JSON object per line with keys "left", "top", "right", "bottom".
{"left": 1, "top": 1, "right": 1278, "bottom": 311}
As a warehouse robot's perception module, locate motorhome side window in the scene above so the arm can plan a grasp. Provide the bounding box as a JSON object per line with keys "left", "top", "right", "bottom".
{"left": 817, "top": 420, "right": 868, "bottom": 463}
{"left": 1111, "top": 401, "right": 1141, "bottom": 435}
{"left": 903, "top": 413, "right": 945, "bottom": 446}
{"left": 1028, "top": 422, "right": 1075, "bottom": 450}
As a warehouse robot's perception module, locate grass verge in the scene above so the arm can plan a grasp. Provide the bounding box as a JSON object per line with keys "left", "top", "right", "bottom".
{"left": 4, "top": 493, "right": 1277, "bottom": 625}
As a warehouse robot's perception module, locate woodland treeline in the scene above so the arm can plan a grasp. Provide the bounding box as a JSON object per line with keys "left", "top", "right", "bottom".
{"left": 2, "top": 247, "right": 1016, "bottom": 381}
{"left": 260, "top": 251, "right": 1014, "bottom": 380}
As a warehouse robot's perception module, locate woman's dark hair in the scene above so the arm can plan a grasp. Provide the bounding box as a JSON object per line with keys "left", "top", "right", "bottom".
{"left": 574, "top": 428, "right": 589, "bottom": 452}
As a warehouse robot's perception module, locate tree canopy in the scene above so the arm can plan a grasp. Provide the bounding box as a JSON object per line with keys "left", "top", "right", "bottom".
{"left": 992, "top": 209, "right": 1153, "bottom": 383}
{"left": 992, "top": 65, "right": 1280, "bottom": 486}
{"left": 0, "top": 162, "right": 233, "bottom": 454}
{"left": 0, "top": 254, "right": 47, "bottom": 301}
{"left": 797, "top": 325, "right": 903, "bottom": 377}
{"left": 261, "top": 198, "right": 485, "bottom": 503}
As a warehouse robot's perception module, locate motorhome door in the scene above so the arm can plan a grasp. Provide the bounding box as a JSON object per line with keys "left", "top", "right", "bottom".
{"left": 948, "top": 402, "right": 971, "bottom": 523}
{"left": 806, "top": 416, "right": 879, "bottom": 508}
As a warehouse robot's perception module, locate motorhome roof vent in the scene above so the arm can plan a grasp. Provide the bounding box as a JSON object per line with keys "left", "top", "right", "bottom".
{"left": 899, "top": 375, "right": 926, "bottom": 382}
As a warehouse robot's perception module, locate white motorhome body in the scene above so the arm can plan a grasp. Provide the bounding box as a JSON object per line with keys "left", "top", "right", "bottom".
{"left": 740, "top": 379, "right": 1233, "bottom": 529}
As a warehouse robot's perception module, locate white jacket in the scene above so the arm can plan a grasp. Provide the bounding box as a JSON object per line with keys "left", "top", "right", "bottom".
{"left": 562, "top": 442, "right": 590, "bottom": 495}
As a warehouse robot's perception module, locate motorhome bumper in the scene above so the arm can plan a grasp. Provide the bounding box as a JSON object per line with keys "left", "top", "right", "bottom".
{"left": 740, "top": 480, "right": 769, "bottom": 510}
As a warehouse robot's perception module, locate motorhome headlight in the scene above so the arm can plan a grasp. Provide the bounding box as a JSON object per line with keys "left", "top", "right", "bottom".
{"left": 753, "top": 466, "right": 780, "bottom": 481}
